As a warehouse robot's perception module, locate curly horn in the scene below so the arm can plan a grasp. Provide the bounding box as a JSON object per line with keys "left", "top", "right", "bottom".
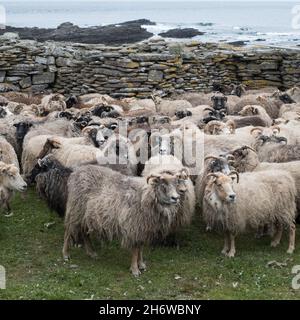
{"left": 206, "top": 173, "right": 219, "bottom": 180}
{"left": 204, "top": 155, "right": 220, "bottom": 162}
{"left": 229, "top": 170, "right": 240, "bottom": 183}
{"left": 271, "top": 125, "right": 281, "bottom": 134}
{"left": 204, "top": 107, "right": 214, "bottom": 112}
{"left": 250, "top": 127, "right": 263, "bottom": 135}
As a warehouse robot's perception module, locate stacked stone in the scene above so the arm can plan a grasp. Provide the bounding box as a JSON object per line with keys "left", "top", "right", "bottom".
{"left": 0, "top": 33, "right": 299, "bottom": 96}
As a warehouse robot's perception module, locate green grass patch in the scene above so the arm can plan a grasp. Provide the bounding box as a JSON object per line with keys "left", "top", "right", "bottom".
{"left": 0, "top": 188, "right": 300, "bottom": 300}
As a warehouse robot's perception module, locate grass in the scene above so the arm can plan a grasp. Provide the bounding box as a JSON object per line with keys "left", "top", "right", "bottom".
{"left": 0, "top": 188, "right": 300, "bottom": 300}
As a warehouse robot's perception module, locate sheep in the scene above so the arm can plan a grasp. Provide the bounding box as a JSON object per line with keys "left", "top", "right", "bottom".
{"left": 142, "top": 155, "right": 195, "bottom": 245}
{"left": 0, "top": 136, "right": 19, "bottom": 170}
{"left": 229, "top": 94, "right": 282, "bottom": 118}
{"left": 31, "top": 155, "right": 72, "bottom": 217}
{"left": 286, "top": 86, "right": 300, "bottom": 103}
{"left": 154, "top": 97, "right": 193, "bottom": 116}
{"left": 63, "top": 165, "right": 189, "bottom": 276}
{"left": 204, "top": 120, "right": 235, "bottom": 135}
{"left": 40, "top": 94, "right": 66, "bottom": 115}
{"left": 253, "top": 134, "right": 300, "bottom": 163}
{"left": 0, "top": 161, "right": 27, "bottom": 215}
{"left": 238, "top": 105, "right": 273, "bottom": 127}
{"left": 228, "top": 145, "right": 300, "bottom": 214}
{"left": 195, "top": 154, "right": 235, "bottom": 214}
{"left": 202, "top": 170, "right": 297, "bottom": 257}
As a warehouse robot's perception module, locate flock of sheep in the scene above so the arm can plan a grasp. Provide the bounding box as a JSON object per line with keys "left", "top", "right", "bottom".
{"left": 0, "top": 84, "right": 300, "bottom": 276}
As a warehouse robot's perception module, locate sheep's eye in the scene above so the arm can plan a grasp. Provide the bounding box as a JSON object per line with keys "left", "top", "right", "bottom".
{"left": 216, "top": 183, "right": 222, "bottom": 187}
{"left": 104, "top": 136, "right": 109, "bottom": 140}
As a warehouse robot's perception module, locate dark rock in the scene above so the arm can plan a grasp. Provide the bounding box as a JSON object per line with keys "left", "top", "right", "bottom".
{"left": 227, "top": 41, "right": 249, "bottom": 47}
{"left": 0, "top": 20, "right": 155, "bottom": 45}
{"left": 159, "top": 28, "right": 204, "bottom": 39}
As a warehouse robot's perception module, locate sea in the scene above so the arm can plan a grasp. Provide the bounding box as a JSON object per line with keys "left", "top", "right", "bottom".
{"left": 0, "top": 1, "right": 299, "bottom": 47}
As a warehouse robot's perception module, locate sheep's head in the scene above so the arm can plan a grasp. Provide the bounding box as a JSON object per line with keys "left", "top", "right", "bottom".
{"left": 84, "top": 125, "right": 114, "bottom": 148}
{"left": 204, "top": 120, "right": 235, "bottom": 135}
{"left": 254, "top": 134, "right": 287, "bottom": 150}
{"left": 151, "top": 115, "right": 171, "bottom": 125}
{"left": 74, "top": 113, "right": 92, "bottom": 129}
{"left": 175, "top": 168, "right": 190, "bottom": 195}
{"left": 92, "top": 105, "right": 114, "bottom": 118}
{"left": 65, "top": 95, "right": 78, "bottom": 109}
{"left": 13, "top": 121, "right": 33, "bottom": 141}
{"left": 175, "top": 110, "right": 192, "bottom": 120}
{"left": 279, "top": 93, "right": 295, "bottom": 104}
{"left": 203, "top": 107, "right": 226, "bottom": 124}
{"left": 26, "top": 155, "right": 56, "bottom": 184}
{"left": 147, "top": 172, "right": 180, "bottom": 206}
{"left": 239, "top": 105, "right": 260, "bottom": 116}
{"left": 211, "top": 92, "right": 227, "bottom": 111}
{"left": 230, "top": 84, "right": 246, "bottom": 97}
{"left": 0, "top": 162, "right": 27, "bottom": 192}
{"left": 58, "top": 111, "right": 74, "bottom": 121}
{"left": 227, "top": 146, "right": 257, "bottom": 172}
{"left": 204, "top": 155, "right": 234, "bottom": 175}
{"left": 206, "top": 172, "right": 239, "bottom": 203}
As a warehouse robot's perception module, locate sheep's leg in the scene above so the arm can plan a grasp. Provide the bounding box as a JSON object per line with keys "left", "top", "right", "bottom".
{"left": 138, "top": 248, "right": 146, "bottom": 271}
{"left": 4, "top": 201, "right": 13, "bottom": 217}
{"left": 130, "top": 248, "right": 141, "bottom": 277}
{"left": 62, "top": 231, "right": 71, "bottom": 261}
{"left": 222, "top": 233, "right": 230, "bottom": 255}
{"left": 226, "top": 234, "right": 236, "bottom": 258}
{"left": 83, "top": 234, "right": 98, "bottom": 259}
{"left": 287, "top": 223, "right": 296, "bottom": 254}
{"left": 271, "top": 224, "right": 283, "bottom": 248}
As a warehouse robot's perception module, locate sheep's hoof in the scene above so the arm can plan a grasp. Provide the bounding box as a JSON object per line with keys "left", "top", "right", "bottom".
{"left": 270, "top": 241, "right": 280, "bottom": 248}
{"left": 287, "top": 247, "right": 295, "bottom": 254}
{"left": 226, "top": 251, "right": 235, "bottom": 258}
{"left": 131, "top": 268, "right": 141, "bottom": 277}
{"left": 139, "top": 262, "right": 147, "bottom": 271}
{"left": 4, "top": 212, "right": 13, "bottom": 217}
{"left": 63, "top": 255, "right": 70, "bottom": 262}
{"left": 221, "top": 248, "right": 229, "bottom": 255}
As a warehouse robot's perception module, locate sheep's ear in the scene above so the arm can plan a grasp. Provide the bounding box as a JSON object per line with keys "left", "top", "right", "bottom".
{"left": 252, "top": 107, "right": 258, "bottom": 115}
{"left": 37, "top": 159, "right": 43, "bottom": 167}
{"left": 147, "top": 174, "right": 160, "bottom": 185}
{"left": 178, "top": 168, "right": 190, "bottom": 180}
{"left": 47, "top": 138, "right": 61, "bottom": 149}
{"left": 13, "top": 123, "right": 19, "bottom": 128}
{"left": 82, "top": 126, "right": 93, "bottom": 135}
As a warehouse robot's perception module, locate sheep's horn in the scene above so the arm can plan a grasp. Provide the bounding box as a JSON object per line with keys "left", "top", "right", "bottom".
{"left": 206, "top": 173, "right": 219, "bottom": 180}
{"left": 229, "top": 170, "right": 240, "bottom": 183}
{"left": 204, "top": 155, "right": 220, "bottom": 162}
{"left": 232, "top": 145, "right": 256, "bottom": 154}
{"left": 250, "top": 127, "right": 263, "bottom": 135}
{"left": 204, "top": 107, "right": 214, "bottom": 112}
{"left": 226, "top": 154, "right": 235, "bottom": 160}
{"left": 271, "top": 125, "right": 281, "bottom": 133}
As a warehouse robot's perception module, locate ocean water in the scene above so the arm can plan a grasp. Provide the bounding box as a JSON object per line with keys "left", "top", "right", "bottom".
{"left": 0, "top": 1, "right": 299, "bottom": 47}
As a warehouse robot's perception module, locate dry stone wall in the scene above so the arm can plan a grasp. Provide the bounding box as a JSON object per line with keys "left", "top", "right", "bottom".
{"left": 0, "top": 34, "right": 299, "bottom": 97}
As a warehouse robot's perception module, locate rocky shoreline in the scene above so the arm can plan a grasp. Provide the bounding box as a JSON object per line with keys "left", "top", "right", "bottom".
{"left": 0, "top": 20, "right": 205, "bottom": 45}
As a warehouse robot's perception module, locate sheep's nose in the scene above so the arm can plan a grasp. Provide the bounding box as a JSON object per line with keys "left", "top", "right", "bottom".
{"left": 170, "top": 196, "right": 180, "bottom": 204}
{"left": 228, "top": 194, "right": 236, "bottom": 202}
{"left": 159, "top": 148, "right": 167, "bottom": 155}
{"left": 21, "top": 184, "right": 27, "bottom": 191}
